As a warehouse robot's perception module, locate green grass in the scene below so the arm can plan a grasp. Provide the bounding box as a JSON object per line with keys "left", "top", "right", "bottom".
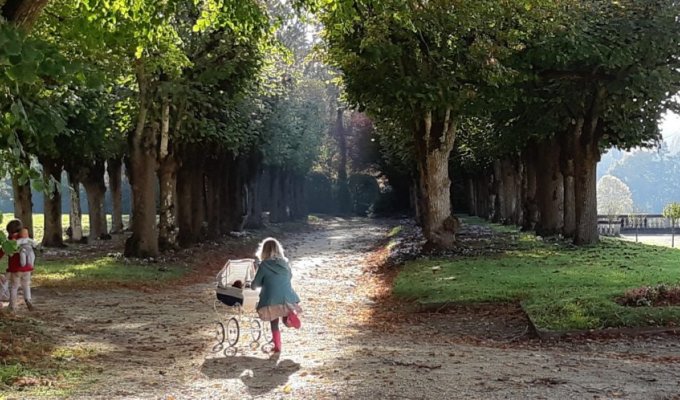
{"left": 388, "top": 225, "right": 403, "bottom": 238}
{"left": 35, "top": 257, "right": 187, "bottom": 288}
{"left": 394, "top": 225, "right": 680, "bottom": 331}
{"left": 2, "top": 213, "right": 130, "bottom": 243}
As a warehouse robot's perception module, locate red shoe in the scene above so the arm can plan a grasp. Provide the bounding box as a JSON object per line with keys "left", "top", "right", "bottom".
{"left": 285, "top": 312, "right": 301, "bottom": 329}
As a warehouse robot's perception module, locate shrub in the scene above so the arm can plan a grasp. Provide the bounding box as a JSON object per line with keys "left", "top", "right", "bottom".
{"left": 306, "top": 172, "right": 334, "bottom": 214}
{"left": 618, "top": 284, "right": 680, "bottom": 307}
{"left": 348, "top": 174, "right": 380, "bottom": 216}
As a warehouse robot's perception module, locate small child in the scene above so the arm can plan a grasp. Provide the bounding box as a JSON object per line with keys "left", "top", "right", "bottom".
{"left": 0, "top": 219, "right": 35, "bottom": 312}
{"left": 251, "top": 237, "right": 302, "bottom": 354}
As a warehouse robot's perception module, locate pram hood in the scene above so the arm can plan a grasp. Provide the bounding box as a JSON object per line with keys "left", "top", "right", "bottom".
{"left": 216, "top": 258, "right": 257, "bottom": 287}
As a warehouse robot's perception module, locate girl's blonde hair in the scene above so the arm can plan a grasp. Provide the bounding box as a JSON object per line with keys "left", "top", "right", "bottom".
{"left": 256, "top": 237, "right": 287, "bottom": 262}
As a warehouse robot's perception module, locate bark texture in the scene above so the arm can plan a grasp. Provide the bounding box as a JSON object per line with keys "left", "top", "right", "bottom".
{"left": 335, "top": 109, "right": 351, "bottom": 214}
{"left": 1, "top": 0, "right": 49, "bottom": 29}
{"left": 157, "top": 98, "right": 179, "bottom": 250}
{"left": 534, "top": 137, "right": 564, "bottom": 236}
{"left": 41, "top": 158, "right": 65, "bottom": 247}
{"left": 125, "top": 65, "right": 158, "bottom": 257}
{"left": 67, "top": 173, "right": 83, "bottom": 242}
{"left": 83, "top": 161, "right": 108, "bottom": 239}
{"left": 107, "top": 158, "right": 124, "bottom": 233}
{"left": 413, "top": 109, "right": 458, "bottom": 249}
{"left": 11, "top": 176, "right": 33, "bottom": 237}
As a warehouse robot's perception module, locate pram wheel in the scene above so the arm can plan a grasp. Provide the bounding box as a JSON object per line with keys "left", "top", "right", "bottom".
{"left": 263, "top": 321, "right": 273, "bottom": 343}
{"left": 226, "top": 317, "right": 240, "bottom": 347}
{"left": 212, "top": 321, "right": 225, "bottom": 352}
{"left": 250, "top": 319, "right": 262, "bottom": 342}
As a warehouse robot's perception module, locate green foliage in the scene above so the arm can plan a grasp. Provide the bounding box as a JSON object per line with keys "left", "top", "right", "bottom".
{"left": 0, "top": 20, "right": 75, "bottom": 179}
{"left": 322, "top": 0, "right": 554, "bottom": 121}
{"left": 348, "top": 173, "right": 379, "bottom": 216}
{"left": 394, "top": 222, "right": 680, "bottom": 331}
{"left": 260, "top": 79, "right": 327, "bottom": 172}
{"left": 306, "top": 172, "right": 334, "bottom": 214}
{"left": 663, "top": 202, "right": 680, "bottom": 222}
{"left": 502, "top": 0, "right": 680, "bottom": 153}
{"left": 0, "top": 209, "right": 17, "bottom": 255}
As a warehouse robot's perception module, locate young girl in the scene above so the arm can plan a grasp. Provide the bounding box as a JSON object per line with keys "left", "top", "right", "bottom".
{"left": 0, "top": 219, "right": 35, "bottom": 313}
{"left": 251, "top": 237, "right": 301, "bottom": 354}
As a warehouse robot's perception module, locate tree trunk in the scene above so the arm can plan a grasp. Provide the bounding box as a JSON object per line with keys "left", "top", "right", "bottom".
{"left": 157, "top": 97, "right": 179, "bottom": 251}
{"left": 107, "top": 158, "right": 124, "bottom": 233}
{"left": 466, "top": 177, "right": 476, "bottom": 216}
{"left": 573, "top": 88, "right": 605, "bottom": 246}
{"left": 268, "top": 168, "right": 283, "bottom": 223}
{"left": 176, "top": 149, "right": 194, "bottom": 248}
{"left": 335, "top": 109, "right": 351, "bottom": 215}
{"left": 492, "top": 159, "right": 505, "bottom": 223}
{"left": 125, "top": 125, "right": 159, "bottom": 257}
{"left": 190, "top": 158, "right": 206, "bottom": 239}
{"left": 559, "top": 123, "right": 579, "bottom": 238}
{"left": 293, "top": 175, "right": 308, "bottom": 221}
{"left": 40, "top": 158, "right": 64, "bottom": 247}
{"left": 522, "top": 151, "right": 538, "bottom": 231}
{"left": 573, "top": 148, "right": 599, "bottom": 245}
{"left": 123, "top": 155, "right": 134, "bottom": 231}
{"left": 501, "top": 158, "right": 518, "bottom": 225}
{"left": 157, "top": 157, "right": 178, "bottom": 250}
{"left": 1, "top": 0, "right": 49, "bottom": 29}
{"left": 11, "top": 175, "right": 33, "bottom": 237}
{"left": 410, "top": 178, "right": 421, "bottom": 224}
{"left": 245, "top": 164, "right": 264, "bottom": 229}
{"left": 83, "top": 161, "right": 108, "bottom": 240}
{"left": 513, "top": 159, "right": 525, "bottom": 226}
{"left": 204, "top": 158, "right": 218, "bottom": 239}
{"left": 413, "top": 109, "right": 458, "bottom": 249}
{"left": 534, "top": 137, "right": 564, "bottom": 236}
{"left": 125, "top": 64, "right": 159, "bottom": 257}
{"left": 67, "top": 173, "right": 83, "bottom": 242}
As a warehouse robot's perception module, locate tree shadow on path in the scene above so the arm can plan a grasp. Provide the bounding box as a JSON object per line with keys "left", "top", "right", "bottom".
{"left": 201, "top": 355, "right": 300, "bottom": 396}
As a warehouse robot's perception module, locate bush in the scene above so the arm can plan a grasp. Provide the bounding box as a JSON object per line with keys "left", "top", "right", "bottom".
{"left": 348, "top": 174, "right": 380, "bottom": 216}
{"left": 618, "top": 284, "right": 680, "bottom": 307}
{"left": 306, "top": 172, "right": 334, "bottom": 214}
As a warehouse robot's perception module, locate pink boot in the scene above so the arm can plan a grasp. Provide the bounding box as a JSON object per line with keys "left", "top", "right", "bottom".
{"left": 272, "top": 330, "right": 282, "bottom": 353}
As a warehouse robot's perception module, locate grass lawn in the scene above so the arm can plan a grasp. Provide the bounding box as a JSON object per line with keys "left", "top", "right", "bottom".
{"left": 35, "top": 257, "right": 187, "bottom": 289}
{"left": 394, "top": 222, "right": 680, "bottom": 331}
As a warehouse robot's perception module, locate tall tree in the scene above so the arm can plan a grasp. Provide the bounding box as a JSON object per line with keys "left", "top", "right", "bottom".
{"left": 321, "top": 0, "right": 555, "bottom": 248}
{"left": 517, "top": 0, "right": 680, "bottom": 244}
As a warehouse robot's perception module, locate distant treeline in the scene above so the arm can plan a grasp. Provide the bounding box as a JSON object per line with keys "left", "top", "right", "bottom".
{"left": 599, "top": 146, "right": 680, "bottom": 213}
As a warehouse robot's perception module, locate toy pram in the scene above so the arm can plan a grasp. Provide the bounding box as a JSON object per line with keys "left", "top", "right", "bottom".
{"left": 212, "top": 258, "right": 273, "bottom": 354}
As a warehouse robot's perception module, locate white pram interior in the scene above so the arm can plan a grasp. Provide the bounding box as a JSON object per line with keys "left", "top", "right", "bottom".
{"left": 213, "top": 258, "right": 272, "bottom": 353}
{"left": 215, "top": 258, "right": 260, "bottom": 312}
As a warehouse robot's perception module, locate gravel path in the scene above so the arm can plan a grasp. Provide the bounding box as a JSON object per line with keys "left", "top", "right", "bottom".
{"left": 21, "top": 218, "right": 680, "bottom": 399}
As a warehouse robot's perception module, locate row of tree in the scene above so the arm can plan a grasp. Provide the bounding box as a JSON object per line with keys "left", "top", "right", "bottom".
{"left": 320, "top": 0, "right": 680, "bottom": 248}
{"left": 1, "top": 1, "right": 331, "bottom": 257}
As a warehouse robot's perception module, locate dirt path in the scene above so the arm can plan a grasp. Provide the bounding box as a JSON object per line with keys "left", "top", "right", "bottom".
{"left": 23, "top": 218, "right": 680, "bottom": 399}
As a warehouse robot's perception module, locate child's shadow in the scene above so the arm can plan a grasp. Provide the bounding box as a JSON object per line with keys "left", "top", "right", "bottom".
{"left": 201, "top": 355, "right": 300, "bottom": 396}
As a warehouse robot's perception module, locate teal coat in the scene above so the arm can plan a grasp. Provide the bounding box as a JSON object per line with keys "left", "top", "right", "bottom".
{"left": 251, "top": 258, "right": 300, "bottom": 309}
